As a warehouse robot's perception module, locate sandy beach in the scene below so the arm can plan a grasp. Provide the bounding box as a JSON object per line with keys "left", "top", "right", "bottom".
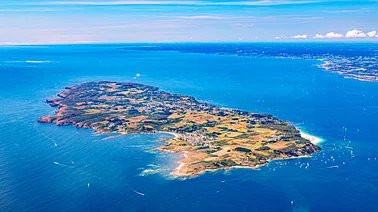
{"left": 159, "top": 131, "right": 179, "bottom": 139}
{"left": 299, "top": 130, "right": 324, "bottom": 145}
{"left": 173, "top": 151, "right": 189, "bottom": 177}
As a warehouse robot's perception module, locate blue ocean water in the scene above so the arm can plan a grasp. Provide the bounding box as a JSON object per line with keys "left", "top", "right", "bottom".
{"left": 0, "top": 44, "right": 377, "bottom": 212}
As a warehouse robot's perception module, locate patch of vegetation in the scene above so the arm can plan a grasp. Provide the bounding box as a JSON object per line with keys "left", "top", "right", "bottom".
{"left": 256, "top": 146, "right": 270, "bottom": 151}
{"left": 235, "top": 147, "right": 252, "bottom": 153}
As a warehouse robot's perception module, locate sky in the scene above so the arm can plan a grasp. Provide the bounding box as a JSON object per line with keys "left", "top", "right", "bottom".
{"left": 0, "top": 0, "right": 378, "bottom": 44}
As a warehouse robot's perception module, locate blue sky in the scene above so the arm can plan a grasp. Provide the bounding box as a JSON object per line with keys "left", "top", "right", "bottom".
{"left": 0, "top": 0, "right": 378, "bottom": 44}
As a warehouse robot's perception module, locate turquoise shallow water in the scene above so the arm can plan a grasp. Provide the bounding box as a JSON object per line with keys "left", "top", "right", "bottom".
{"left": 0, "top": 44, "right": 378, "bottom": 212}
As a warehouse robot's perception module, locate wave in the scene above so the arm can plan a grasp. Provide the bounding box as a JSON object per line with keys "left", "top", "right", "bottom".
{"left": 25, "top": 60, "right": 51, "bottom": 64}
{"left": 298, "top": 130, "right": 324, "bottom": 145}
{"left": 2, "top": 60, "right": 51, "bottom": 64}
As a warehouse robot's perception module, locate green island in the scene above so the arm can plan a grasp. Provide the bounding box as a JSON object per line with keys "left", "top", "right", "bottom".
{"left": 39, "top": 81, "right": 321, "bottom": 177}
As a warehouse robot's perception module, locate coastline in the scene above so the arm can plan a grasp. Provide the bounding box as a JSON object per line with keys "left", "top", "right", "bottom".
{"left": 299, "top": 130, "right": 324, "bottom": 145}
{"left": 172, "top": 129, "right": 324, "bottom": 178}
{"left": 159, "top": 131, "right": 179, "bottom": 139}
{"left": 172, "top": 151, "right": 189, "bottom": 177}
{"left": 96, "top": 129, "right": 322, "bottom": 178}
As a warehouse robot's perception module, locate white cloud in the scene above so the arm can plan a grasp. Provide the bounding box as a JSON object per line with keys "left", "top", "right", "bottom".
{"left": 314, "top": 30, "right": 378, "bottom": 39}
{"left": 367, "top": 30, "right": 377, "bottom": 37}
{"left": 314, "top": 34, "right": 330, "bottom": 39}
{"left": 274, "top": 35, "right": 307, "bottom": 39}
{"left": 314, "top": 34, "right": 325, "bottom": 39}
{"left": 275, "top": 36, "right": 289, "bottom": 39}
{"left": 345, "top": 29, "right": 367, "bottom": 38}
{"left": 293, "top": 34, "right": 307, "bottom": 39}
{"left": 324, "top": 32, "right": 343, "bottom": 38}
{"left": 314, "top": 32, "right": 343, "bottom": 39}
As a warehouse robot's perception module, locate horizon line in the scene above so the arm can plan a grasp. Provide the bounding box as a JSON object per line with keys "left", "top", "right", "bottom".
{"left": 1, "top": 40, "right": 378, "bottom": 46}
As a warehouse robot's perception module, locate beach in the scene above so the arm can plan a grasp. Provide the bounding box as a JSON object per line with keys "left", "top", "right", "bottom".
{"left": 173, "top": 151, "right": 189, "bottom": 177}
{"left": 299, "top": 130, "right": 324, "bottom": 145}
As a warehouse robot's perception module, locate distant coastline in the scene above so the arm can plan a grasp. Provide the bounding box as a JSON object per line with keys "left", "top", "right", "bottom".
{"left": 123, "top": 43, "right": 378, "bottom": 83}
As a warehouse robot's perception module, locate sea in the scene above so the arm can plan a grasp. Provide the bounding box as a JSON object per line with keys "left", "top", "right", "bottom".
{"left": 0, "top": 43, "right": 377, "bottom": 212}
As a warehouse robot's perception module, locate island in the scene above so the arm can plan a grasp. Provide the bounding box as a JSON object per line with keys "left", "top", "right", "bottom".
{"left": 39, "top": 81, "right": 321, "bottom": 177}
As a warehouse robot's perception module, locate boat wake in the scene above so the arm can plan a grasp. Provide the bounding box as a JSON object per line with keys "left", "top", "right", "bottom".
{"left": 325, "top": 165, "right": 339, "bottom": 169}
{"left": 53, "top": 161, "right": 69, "bottom": 167}
{"left": 133, "top": 189, "right": 145, "bottom": 196}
